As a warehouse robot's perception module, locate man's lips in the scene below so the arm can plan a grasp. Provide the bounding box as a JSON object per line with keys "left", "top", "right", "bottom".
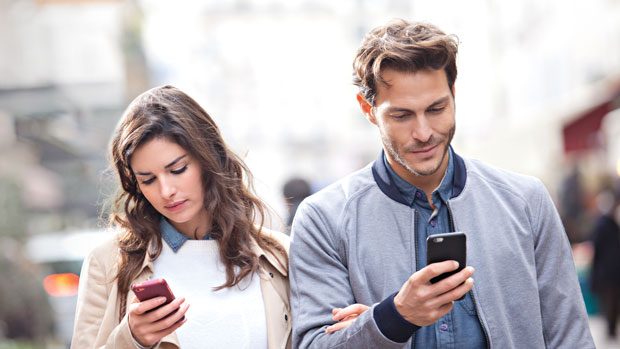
{"left": 410, "top": 143, "right": 439, "bottom": 155}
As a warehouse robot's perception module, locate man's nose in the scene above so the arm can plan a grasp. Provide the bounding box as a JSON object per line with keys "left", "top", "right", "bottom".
{"left": 412, "top": 116, "right": 432, "bottom": 143}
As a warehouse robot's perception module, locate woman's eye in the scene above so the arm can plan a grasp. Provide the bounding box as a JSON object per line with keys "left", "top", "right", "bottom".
{"left": 171, "top": 165, "right": 187, "bottom": 175}
{"left": 141, "top": 177, "right": 155, "bottom": 185}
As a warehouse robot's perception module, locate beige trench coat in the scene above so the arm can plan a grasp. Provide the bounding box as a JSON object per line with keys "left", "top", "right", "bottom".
{"left": 71, "top": 229, "right": 291, "bottom": 349}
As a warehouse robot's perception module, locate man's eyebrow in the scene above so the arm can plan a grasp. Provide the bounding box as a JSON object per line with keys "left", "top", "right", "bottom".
{"left": 384, "top": 96, "right": 451, "bottom": 114}
{"left": 134, "top": 154, "right": 187, "bottom": 176}
{"left": 428, "top": 96, "right": 451, "bottom": 108}
{"left": 384, "top": 107, "right": 413, "bottom": 114}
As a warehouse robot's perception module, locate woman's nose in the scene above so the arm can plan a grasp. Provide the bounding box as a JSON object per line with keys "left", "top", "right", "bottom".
{"left": 159, "top": 177, "right": 177, "bottom": 198}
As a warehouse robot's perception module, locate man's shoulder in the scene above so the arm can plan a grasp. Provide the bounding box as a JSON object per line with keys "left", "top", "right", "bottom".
{"left": 303, "top": 164, "right": 377, "bottom": 209}
{"left": 463, "top": 157, "right": 544, "bottom": 194}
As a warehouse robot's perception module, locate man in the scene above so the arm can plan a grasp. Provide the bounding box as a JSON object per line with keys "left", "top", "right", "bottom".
{"left": 289, "top": 19, "right": 594, "bottom": 348}
{"left": 590, "top": 188, "right": 620, "bottom": 340}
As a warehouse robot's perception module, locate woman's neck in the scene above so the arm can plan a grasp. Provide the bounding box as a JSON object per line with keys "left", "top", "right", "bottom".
{"left": 169, "top": 210, "right": 211, "bottom": 240}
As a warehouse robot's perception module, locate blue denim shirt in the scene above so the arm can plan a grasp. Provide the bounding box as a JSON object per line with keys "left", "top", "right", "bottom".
{"left": 160, "top": 218, "right": 215, "bottom": 252}
{"left": 384, "top": 149, "right": 485, "bottom": 348}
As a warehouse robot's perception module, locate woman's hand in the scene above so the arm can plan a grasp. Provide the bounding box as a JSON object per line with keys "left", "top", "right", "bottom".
{"left": 128, "top": 296, "right": 189, "bottom": 346}
{"left": 325, "top": 303, "right": 370, "bottom": 334}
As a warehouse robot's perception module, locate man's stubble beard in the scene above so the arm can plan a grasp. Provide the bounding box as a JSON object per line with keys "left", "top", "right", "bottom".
{"left": 383, "top": 124, "right": 456, "bottom": 178}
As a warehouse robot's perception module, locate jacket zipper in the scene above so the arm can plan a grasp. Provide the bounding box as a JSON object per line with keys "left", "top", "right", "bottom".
{"left": 411, "top": 209, "right": 419, "bottom": 347}
{"left": 446, "top": 202, "right": 490, "bottom": 349}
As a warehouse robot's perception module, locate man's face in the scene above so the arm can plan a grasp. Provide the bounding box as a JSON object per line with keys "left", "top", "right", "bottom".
{"left": 360, "top": 68, "right": 455, "bottom": 185}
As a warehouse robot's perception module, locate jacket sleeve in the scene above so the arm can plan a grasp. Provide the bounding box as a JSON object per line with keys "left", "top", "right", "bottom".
{"left": 71, "top": 247, "right": 144, "bottom": 349}
{"left": 531, "top": 180, "right": 595, "bottom": 348}
{"left": 289, "top": 201, "right": 410, "bottom": 349}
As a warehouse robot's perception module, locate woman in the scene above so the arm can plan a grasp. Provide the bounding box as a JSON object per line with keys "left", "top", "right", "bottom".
{"left": 71, "top": 85, "right": 291, "bottom": 348}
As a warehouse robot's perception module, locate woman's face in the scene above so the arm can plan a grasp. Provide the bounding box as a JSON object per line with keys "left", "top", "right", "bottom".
{"left": 130, "top": 137, "right": 207, "bottom": 237}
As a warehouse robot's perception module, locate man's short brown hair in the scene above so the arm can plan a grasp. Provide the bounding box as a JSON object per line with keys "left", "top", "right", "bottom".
{"left": 353, "top": 19, "right": 459, "bottom": 106}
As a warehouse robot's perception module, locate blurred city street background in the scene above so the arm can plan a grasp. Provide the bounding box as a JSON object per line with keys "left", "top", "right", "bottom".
{"left": 1, "top": 0, "right": 619, "bottom": 347}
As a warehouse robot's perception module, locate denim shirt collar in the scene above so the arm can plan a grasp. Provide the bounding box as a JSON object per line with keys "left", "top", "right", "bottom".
{"left": 382, "top": 147, "right": 454, "bottom": 207}
{"left": 160, "top": 217, "right": 214, "bottom": 253}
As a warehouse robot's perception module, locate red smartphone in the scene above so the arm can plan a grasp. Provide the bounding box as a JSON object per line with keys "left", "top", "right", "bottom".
{"left": 131, "top": 278, "right": 185, "bottom": 321}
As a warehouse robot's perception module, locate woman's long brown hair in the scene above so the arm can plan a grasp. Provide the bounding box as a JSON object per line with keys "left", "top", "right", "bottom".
{"left": 109, "top": 85, "right": 286, "bottom": 320}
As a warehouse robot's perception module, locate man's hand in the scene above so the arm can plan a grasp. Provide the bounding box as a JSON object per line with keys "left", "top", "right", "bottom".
{"left": 325, "top": 303, "right": 370, "bottom": 334}
{"left": 128, "top": 296, "right": 189, "bottom": 347}
{"left": 394, "top": 260, "right": 474, "bottom": 326}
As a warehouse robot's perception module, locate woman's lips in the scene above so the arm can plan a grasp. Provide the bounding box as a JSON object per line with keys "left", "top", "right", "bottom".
{"left": 165, "top": 200, "right": 187, "bottom": 212}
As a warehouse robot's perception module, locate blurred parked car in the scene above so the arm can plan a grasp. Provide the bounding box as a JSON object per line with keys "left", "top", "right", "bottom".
{"left": 24, "top": 230, "right": 110, "bottom": 346}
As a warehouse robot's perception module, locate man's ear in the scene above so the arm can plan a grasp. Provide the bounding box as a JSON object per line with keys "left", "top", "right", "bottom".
{"left": 356, "top": 94, "right": 377, "bottom": 125}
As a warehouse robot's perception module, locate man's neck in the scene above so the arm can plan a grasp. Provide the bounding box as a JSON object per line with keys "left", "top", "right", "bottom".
{"left": 388, "top": 152, "right": 450, "bottom": 200}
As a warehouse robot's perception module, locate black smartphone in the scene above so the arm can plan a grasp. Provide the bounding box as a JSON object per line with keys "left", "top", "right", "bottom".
{"left": 426, "top": 232, "right": 466, "bottom": 286}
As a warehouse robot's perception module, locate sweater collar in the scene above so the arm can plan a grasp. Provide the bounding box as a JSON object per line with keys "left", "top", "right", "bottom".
{"left": 160, "top": 217, "right": 215, "bottom": 253}
{"left": 371, "top": 146, "right": 466, "bottom": 205}
{"left": 136, "top": 226, "right": 288, "bottom": 278}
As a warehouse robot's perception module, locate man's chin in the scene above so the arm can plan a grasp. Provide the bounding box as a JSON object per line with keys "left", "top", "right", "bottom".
{"left": 402, "top": 153, "right": 445, "bottom": 177}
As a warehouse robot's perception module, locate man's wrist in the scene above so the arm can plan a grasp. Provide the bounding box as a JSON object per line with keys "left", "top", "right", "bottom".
{"left": 373, "top": 292, "right": 420, "bottom": 343}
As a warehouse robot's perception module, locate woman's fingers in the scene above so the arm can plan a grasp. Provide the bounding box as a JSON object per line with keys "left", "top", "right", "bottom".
{"left": 332, "top": 303, "right": 370, "bottom": 321}
{"left": 326, "top": 317, "right": 357, "bottom": 333}
{"left": 130, "top": 296, "right": 167, "bottom": 315}
{"left": 326, "top": 303, "right": 371, "bottom": 334}
{"left": 129, "top": 297, "right": 189, "bottom": 346}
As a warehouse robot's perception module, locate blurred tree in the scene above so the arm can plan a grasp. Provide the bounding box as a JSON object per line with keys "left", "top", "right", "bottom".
{"left": 0, "top": 179, "right": 53, "bottom": 343}
{"left": 0, "top": 239, "right": 54, "bottom": 342}
{"left": 0, "top": 179, "right": 26, "bottom": 239}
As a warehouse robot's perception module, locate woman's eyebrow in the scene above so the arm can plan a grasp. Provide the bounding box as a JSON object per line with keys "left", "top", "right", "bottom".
{"left": 134, "top": 154, "right": 187, "bottom": 176}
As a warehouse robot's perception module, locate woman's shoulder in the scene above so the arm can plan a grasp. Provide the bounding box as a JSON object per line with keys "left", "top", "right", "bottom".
{"left": 259, "top": 227, "right": 290, "bottom": 253}
{"left": 85, "top": 229, "right": 123, "bottom": 266}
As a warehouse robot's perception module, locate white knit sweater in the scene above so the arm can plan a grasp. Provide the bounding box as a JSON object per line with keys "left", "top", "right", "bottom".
{"left": 152, "top": 240, "right": 268, "bottom": 349}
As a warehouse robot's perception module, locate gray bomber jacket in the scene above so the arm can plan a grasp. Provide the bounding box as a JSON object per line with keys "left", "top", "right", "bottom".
{"left": 289, "top": 150, "right": 594, "bottom": 348}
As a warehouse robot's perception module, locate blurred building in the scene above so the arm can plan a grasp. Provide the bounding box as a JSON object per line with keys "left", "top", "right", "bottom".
{"left": 0, "top": 0, "right": 148, "bottom": 237}
{"left": 0, "top": 0, "right": 148, "bottom": 345}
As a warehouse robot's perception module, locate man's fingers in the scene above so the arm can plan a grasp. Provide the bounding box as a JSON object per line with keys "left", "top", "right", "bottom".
{"left": 417, "top": 260, "right": 460, "bottom": 283}
{"left": 434, "top": 266, "right": 475, "bottom": 295}
{"left": 332, "top": 304, "right": 370, "bottom": 321}
{"left": 436, "top": 277, "right": 474, "bottom": 306}
{"left": 437, "top": 300, "right": 455, "bottom": 318}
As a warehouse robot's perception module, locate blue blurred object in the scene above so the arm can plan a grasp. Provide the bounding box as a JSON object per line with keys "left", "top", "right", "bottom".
{"left": 577, "top": 267, "right": 599, "bottom": 315}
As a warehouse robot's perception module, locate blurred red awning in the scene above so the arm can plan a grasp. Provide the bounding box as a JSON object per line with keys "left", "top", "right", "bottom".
{"left": 562, "top": 100, "right": 614, "bottom": 154}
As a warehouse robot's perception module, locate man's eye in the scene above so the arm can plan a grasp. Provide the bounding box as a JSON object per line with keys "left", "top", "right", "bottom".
{"left": 392, "top": 114, "right": 407, "bottom": 120}
{"left": 171, "top": 165, "right": 187, "bottom": 175}
{"left": 428, "top": 107, "right": 445, "bottom": 114}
